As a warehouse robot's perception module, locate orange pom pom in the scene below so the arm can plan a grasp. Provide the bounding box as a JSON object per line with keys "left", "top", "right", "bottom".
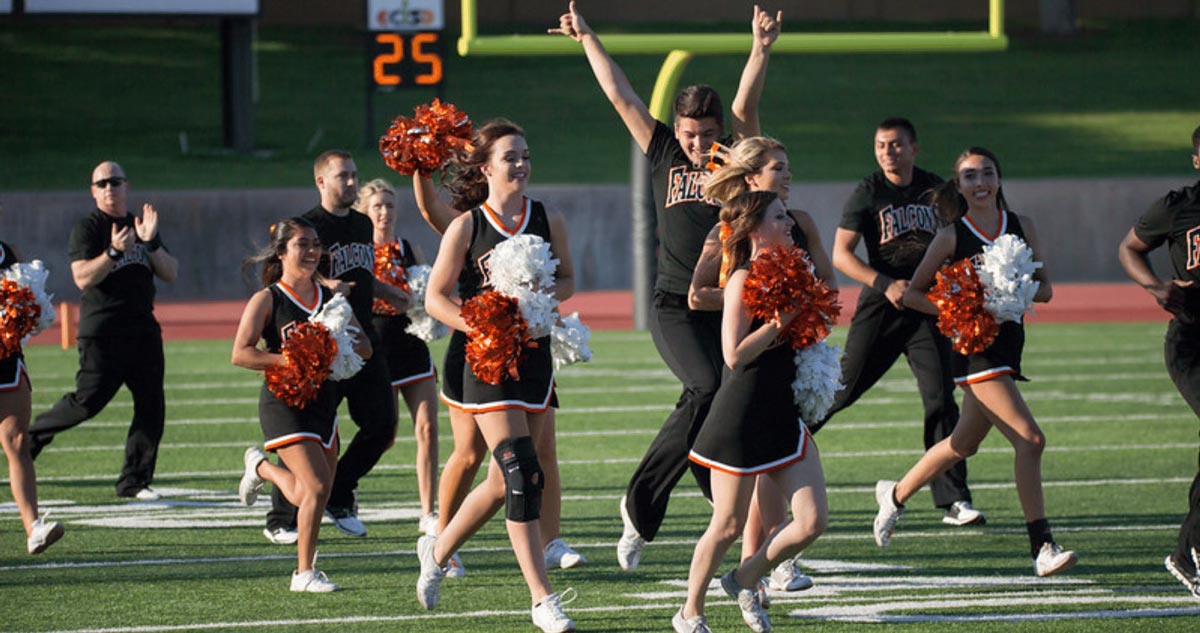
{"left": 0, "top": 279, "right": 42, "bottom": 359}
{"left": 372, "top": 241, "right": 410, "bottom": 316}
{"left": 926, "top": 259, "right": 999, "bottom": 355}
{"left": 742, "top": 246, "right": 840, "bottom": 350}
{"left": 462, "top": 290, "right": 536, "bottom": 385}
{"left": 265, "top": 322, "right": 337, "bottom": 409}
{"left": 379, "top": 99, "right": 475, "bottom": 176}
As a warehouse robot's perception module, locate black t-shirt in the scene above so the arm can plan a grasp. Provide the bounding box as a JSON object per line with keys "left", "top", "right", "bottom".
{"left": 67, "top": 209, "right": 162, "bottom": 338}
{"left": 1134, "top": 179, "right": 1200, "bottom": 321}
{"left": 839, "top": 167, "right": 943, "bottom": 282}
{"left": 0, "top": 240, "right": 16, "bottom": 270}
{"left": 647, "top": 120, "right": 727, "bottom": 296}
{"left": 301, "top": 205, "right": 378, "bottom": 342}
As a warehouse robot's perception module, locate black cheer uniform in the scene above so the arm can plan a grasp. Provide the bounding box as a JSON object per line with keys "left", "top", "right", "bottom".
{"left": 266, "top": 206, "right": 397, "bottom": 528}
{"left": 1132, "top": 179, "right": 1200, "bottom": 566}
{"left": 0, "top": 241, "right": 29, "bottom": 391}
{"left": 29, "top": 209, "right": 168, "bottom": 498}
{"left": 258, "top": 282, "right": 339, "bottom": 451}
{"left": 623, "top": 121, "right": 727, "bottom": 541}
{"left": 372, "top": 238, "right": 435, "bottom": 387}
{"left": 456, "top": 199, "right": 555, "bottom": 413}
{"left": 813, "top": 167, "right": 972, "bottom": 511}
{"left": 951, "top": 211, "right": 1028, "bottom": 385}
{"left": 689, "top": 316, "right": 811, "bottom": 476}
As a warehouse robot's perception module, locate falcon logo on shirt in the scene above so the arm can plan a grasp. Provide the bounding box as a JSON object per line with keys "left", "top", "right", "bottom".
{"left": 1187, "top": 225, "right": 1200, "bottom": 270}
{"left": 878, "top": 203, "right": 938, "bottom": 244}
{"left": 113, "top": 243, "right": 151, "bottom": 272}
{"left": 665, "top": 165, "right": 713, "bottom": 208}
{"left": 326, "top": 242, "right": 375, "bottom": 279}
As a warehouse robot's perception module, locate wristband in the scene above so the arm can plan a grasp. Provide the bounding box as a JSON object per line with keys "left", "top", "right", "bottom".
{"left": 871, "top": 275, "right": 893, "bottom": 294}
{"left": 105, "top": 245, "right": 123, "bottom": 260}
{"left": 145, "top": 235, "right": 163, "bottom": 253}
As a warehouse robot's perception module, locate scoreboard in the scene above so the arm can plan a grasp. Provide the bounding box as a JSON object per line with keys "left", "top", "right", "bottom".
{"left": 367, "top": 0, "right": 444, "bottom": 90}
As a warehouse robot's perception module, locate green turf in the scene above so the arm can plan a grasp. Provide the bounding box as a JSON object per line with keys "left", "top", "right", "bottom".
{"left": 3, "top": 323, "right": 1200, "bottom": 632}
{"left": 1, "top": 20, "right": 1198, "bottom": 191}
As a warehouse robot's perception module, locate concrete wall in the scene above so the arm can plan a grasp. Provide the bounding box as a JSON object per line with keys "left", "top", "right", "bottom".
{"left": 261, "top": 1, "right": 1198, "bottom": 28}
{"left": 3, "top": 176, "right": 1189, "bottom": 304}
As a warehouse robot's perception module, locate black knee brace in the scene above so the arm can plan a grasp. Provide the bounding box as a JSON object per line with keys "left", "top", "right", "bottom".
{"left": 494, "top": 436, "right": 543, "bottom": 522}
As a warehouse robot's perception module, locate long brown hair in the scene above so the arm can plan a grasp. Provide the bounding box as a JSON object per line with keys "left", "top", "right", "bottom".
{"left": 931, "top": 146, "right": 1008, "bottom": 224}
{"left": 719, "top": 190, "right": 778, "bottom": 284}
{"left": 702, "top": 136, "right": 787, "bottom": 204}
{"left": 447, "top": 119, "right": 525, "bottom": 210}
{"left": 242, "top": 217, "right": 320, "bottom": 288}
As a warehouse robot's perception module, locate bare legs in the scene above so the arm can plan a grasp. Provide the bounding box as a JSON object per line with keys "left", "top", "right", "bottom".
{"left": 398, "top": 379, "right": 439, "bottom": 517}
{"left": 431, "top": 409, "right": 554, "bottom": 605}
{"left": 256, "top": 441, "right": 337, "bottom": 572}
{"left": 0, "top": 378, "right": 39, "bottom": 536}
{"left": 683, "top": 446, "right": 827, "bottom": 620}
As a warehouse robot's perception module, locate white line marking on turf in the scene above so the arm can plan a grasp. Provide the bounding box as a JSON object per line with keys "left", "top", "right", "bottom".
{"left": 789, "top": 598, "right": 1200, "bottom": 623}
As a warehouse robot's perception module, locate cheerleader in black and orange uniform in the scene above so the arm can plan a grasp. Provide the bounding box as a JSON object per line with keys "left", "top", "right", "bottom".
{"left": 412, "top": 122, "right": 586, "bottom": 575}
{"left": 354, "top": 178, "right": 441, "bottom": 534}
{"left": 874, "top": 147, "right": 1076, "bottom": 577}
{"left": 677, "top": 191, "right": 828, "bottom": 633}
{"left": 417, "top": 119, "right": 575, "bottom": 633}
{"left": 0, "top": 231, "right": 63, "bottom": 555}
{"left": 232, "top": 218, "right": 372, "bottom": 593}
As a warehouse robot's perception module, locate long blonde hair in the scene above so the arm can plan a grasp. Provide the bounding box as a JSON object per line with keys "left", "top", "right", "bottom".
{"left": 354, "top": 177, "right": 396, "bottom": 214}
{"left": 719, "top": 190, "right": 779, "bottom": 285}
{"left": 702, "top": 136, "right": 786, "bottom": 204}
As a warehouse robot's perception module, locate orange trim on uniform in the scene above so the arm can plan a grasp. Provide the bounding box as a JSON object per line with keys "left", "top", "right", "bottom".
{"left": 955, "top": 366, "right": 1016, "bottom": 385}
{"left": 963, "top": 212, "right": 1007, "bottom": 244}
{"left": 460, "top": 401, "right": 551, "bottom": 415}
{"left": 688, "top": 428, "right": 810, "bottom": 477}
{"left": 481, "top": 198, "right": 529, "bottom": 237}
{"left": 278, "top": 280, "right": 320, "bottom": 312}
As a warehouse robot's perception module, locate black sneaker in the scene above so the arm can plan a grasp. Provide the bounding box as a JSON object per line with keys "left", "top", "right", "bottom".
{"left": 1165, "top": 552, "right": 1200, "bottom": 600}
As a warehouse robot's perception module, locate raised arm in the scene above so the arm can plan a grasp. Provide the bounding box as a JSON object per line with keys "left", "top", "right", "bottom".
{"left": 413, "top": 171, "right": 464, "bottom": 235}
{"left": 1119, "top": 227, "right": 1190, "bottom": 314}
{"left": 901, "top": 225, "right": 956, "bottom": 315}
{"left": 136, "top": 203, "right": 178, "bottom": 283}
{"left": 550, "top": 1, "right": 657, "bottom": 153}
{"left": 729, "top": 5, "right": 781, "bottom": 140}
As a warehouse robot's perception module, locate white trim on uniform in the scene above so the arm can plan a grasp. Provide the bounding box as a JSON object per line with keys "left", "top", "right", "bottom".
{"left": 263, "top": 416, "right": 339, "bottom": 451}
{"left": 962, "top": 211, "right": 1008, "bottom": 245}
{"left": 0, "top": 358, "right": 27, "bottom": 391}
{"left": 688, "top": 425, "right": 810, "bottom": 476}
{"left": 954, "top": 365, "right": 1016, "bottom": 385}
{"left": 392, "top": 352, "right": 437, "bottom": 387}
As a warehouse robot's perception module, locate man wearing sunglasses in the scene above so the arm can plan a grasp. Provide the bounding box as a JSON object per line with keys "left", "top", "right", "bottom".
{"left": 29, "top": 161, "right": 178, "bottom": 501}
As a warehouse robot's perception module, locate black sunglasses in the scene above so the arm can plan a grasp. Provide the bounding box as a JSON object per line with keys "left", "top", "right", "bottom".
{"left": 93, "top": 177, "right": 126, "bottom": 189}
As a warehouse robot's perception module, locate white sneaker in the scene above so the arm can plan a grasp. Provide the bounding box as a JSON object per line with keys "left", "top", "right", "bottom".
{"left": 873, "top": 480, "right": 904, "bottom": 548}
{"left": 720, "top": 570, "right": 771, "bottom": 633}
{"left": 134, "top": 487, "right": 161, "bottom": 501}
{"left": 1165, "top": 554, "right": 1200, "bottom": 599}
{"left": 263, "top": 527, "right": 299, "bottom": 545}
{"left": 290, "top": 569, "right": 340, "bottom": 592}
{"left": 26, "top": 513, "right": 64, "bottom": 555}
{"left": 1034, "top": 542, "right": 1078, "bottom": 577}
{"left": 416, "top": 534, "right": 446, "bottom": 609}
{"left": 238, "top": 447, "right": 267, "bottom": 506}
{"left": 545, "top": 537, "right": 587, "bottom": 569}
{"left": 942, "top": 500, "right": 986, "bottom": 526}
{"left": 325, "top": 505, "right": 367, "bottom": 537}
{"left": 418, "top": 511, "right": 439, "bottom": 537}
{"left": 617, "top": 495, "right": 646, "bottom": 571}
{"left": 445, "top": 551, "right": 466, "bottom": 578}
{"left": 767, "top": 557, "right": 814, "bottom": 592}
{"left": 672, "top": 607, "right": 712, "bottom": 633}
{"left": 531, "top": 588, "right": 576, "bottom": 633}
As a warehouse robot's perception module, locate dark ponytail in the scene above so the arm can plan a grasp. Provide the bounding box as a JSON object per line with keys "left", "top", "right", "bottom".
{"left": 242, "top": 217, "right": 318, "bottom": 288}
{"left": 934, "top": 146, "right": 1008, "bottom": 224}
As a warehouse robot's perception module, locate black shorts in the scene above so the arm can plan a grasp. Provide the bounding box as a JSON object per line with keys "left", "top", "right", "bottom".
{"left": 374, "top": 315, "right": 436, "bottom": 387}
{"left": 461, "top": 335, "right": 555, "bottom": 413}
{"left": 258, "top": 382, "right": 340, "bottom": 451}
{"left": 953, "top": 321, "right": 1027, "bottom": 385}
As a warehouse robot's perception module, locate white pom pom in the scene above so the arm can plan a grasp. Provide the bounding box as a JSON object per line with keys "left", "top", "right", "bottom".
{"left": 488, "top": 234, "right": 559, "bottom": 296}
{"left": 3, "top": 260, "right": 57, "bottom": 343}
{"left": 791, "top": 341, "right": 843, "bottom": 426}
{"left": 310, "top": 293, "right": 365, "bottom": 381}
{"left": 403, "top": 264, "right": 448, "bottom": 342}
{"left": 551, "top": 312, "right": 592, "bottom": 369}
{"left": 509, "top": 287, "right": 558, "bottom": 339}
{"left": 977, "top": 234, "right": 1042, "bottom": 324}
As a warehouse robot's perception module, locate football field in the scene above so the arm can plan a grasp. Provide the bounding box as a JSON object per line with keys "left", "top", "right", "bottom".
{"left": 4, "top": 322, "right": 1200, "bottom": 632}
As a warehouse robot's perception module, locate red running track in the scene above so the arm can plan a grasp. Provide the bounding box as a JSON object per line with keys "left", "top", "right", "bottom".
{"left": 26, "top": 283, "right": 1168, "bottom": 346}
